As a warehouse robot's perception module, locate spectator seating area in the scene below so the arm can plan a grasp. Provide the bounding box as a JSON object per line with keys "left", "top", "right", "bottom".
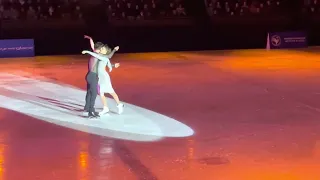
{"left": 3, "top": 0, "right": 309, "bottom": 21}
{"left": 0, "top": 0, "right": 188, "bottom": 21}
{"left": 303, "top": 0, "right": 320, "bottom": 14}
{"left": 0, "top": 0, "right": 83, "bottom": 20}
{"left": 205, "top": 0, "right": 285, "bottom": 17}
{"left": 103, "top": 0, "right": 187, "bottom": 20}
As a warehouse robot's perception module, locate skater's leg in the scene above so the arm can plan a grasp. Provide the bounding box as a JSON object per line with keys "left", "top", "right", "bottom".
{"left": 87, "top": 73, "right": 99, "bottom": 117}
{"left": 110, "top": 92, "right": 120, "bottom": 105}
{"left": 84, "top": 83, "right": 90, "bottom": 111}
{"left": 89, "top": 77, "right": 98, "bottom": 113}
{"left": 100, "top": 92, "right": 108, "bottom": 107}
{"left": 110, "top": 92, "right": 124, "bottom": 114}
{"left": 99, "top": 93, "right": 110, "bottom": 115}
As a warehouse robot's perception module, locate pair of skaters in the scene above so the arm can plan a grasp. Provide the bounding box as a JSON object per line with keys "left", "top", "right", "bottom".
{"left": 82, "top": 35, "right": 124, "bottom": 118}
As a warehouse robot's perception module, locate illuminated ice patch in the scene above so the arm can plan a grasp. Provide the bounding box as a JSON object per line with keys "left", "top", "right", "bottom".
{"left": 0, "top": 73, "right": 194, "bottom": 141}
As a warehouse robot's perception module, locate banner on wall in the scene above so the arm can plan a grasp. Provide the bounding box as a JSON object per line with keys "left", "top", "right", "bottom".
{"left": 0, "top": 39, "right": 35, "bottom": 58}
{"left": 266, "top": 31, "right": 307, "bottom": 50}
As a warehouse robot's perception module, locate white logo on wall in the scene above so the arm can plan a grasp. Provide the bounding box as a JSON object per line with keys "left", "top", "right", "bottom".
{"left": 271, "top": 35, "right": 281, "bottom": 46}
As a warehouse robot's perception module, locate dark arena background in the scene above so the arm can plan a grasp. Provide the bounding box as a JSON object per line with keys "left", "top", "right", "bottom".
{"left": 0, "top": 0, "right": 320, "bottom": 180}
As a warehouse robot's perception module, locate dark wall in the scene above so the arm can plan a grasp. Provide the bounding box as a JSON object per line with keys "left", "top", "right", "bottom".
{"left": 0, "top": 16, "right": 319, "bottom": 55}
{"left": 0, "top": 21, "right": 87, "bottom": 55}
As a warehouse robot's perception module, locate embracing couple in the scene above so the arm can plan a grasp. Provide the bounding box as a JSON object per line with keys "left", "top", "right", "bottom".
{"left": 82, "top": 35, "right": 124, "bottom": 118}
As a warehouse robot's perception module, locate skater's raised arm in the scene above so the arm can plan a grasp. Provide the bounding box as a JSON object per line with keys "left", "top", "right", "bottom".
{"left": 84, "top": 35, "right": 95, "bottom": 51}
{"left": 106, "top": 46, "right": 119, "bottom": 58}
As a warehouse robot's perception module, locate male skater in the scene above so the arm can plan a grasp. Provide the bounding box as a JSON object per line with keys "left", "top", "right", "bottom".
{"left": 83, "top": 40, "right": 105, "bottom": 118}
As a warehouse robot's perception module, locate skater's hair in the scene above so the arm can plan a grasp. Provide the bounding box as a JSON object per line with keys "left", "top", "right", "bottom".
{"left": 94, "top": 42, "right": 104, "bottom": 50}
{"left": 102, "top": 44, "right": 111, "bottom": 50}
{"left": 101, "top": 44, "right": 112, "bottom": 53}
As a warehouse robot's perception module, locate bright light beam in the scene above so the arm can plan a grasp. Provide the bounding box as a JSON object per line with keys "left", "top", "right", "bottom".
{"left": 0, "top": 73, "right": 194, "bottom": 142}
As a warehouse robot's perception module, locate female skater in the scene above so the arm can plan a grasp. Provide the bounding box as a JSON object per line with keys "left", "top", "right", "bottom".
{"left": 82, "top": 45, "right": 124, "bottom": 115}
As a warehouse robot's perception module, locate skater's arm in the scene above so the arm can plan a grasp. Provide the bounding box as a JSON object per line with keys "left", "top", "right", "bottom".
{"left": 106, "top": 64, "right": 116, "bottom": 67}
{"left": 82, "top": 50, "right": 113, "bottom": 71}
{"left": 84, "top": 35, "right": 95, "bottom": 51}
{"left": 107, "top": 49, "right": 116, "bottom": 58}
{"left": 112, "top": 63, "right": 120, "bottom": 68}
{"left": 82, "top": 50, "right": 110, "bottom": 63}
{"left": 106, "top": 46, "right": 119, "bottom": 58}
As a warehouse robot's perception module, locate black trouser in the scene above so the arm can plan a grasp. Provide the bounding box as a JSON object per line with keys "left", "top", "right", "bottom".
{"left": 84, "top": 71, "right": 98, "bottom": 113}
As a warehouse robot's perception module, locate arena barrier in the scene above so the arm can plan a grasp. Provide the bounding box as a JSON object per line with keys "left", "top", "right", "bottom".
{"left": 0, "top": 39, "right": 35, "bottom": 58}
{"left": 266, "top": 31, "right": 307, "bottom": 50}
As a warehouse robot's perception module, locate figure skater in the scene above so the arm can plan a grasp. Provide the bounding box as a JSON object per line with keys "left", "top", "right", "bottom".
{"left": 83, "top": 35, "right": 104, "bottom": 117}
{"left": 82, "top": 45, "right": 124, "bottom": 115}
{"left": 84, "top": 41, "right": 108, "bottom": 118}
